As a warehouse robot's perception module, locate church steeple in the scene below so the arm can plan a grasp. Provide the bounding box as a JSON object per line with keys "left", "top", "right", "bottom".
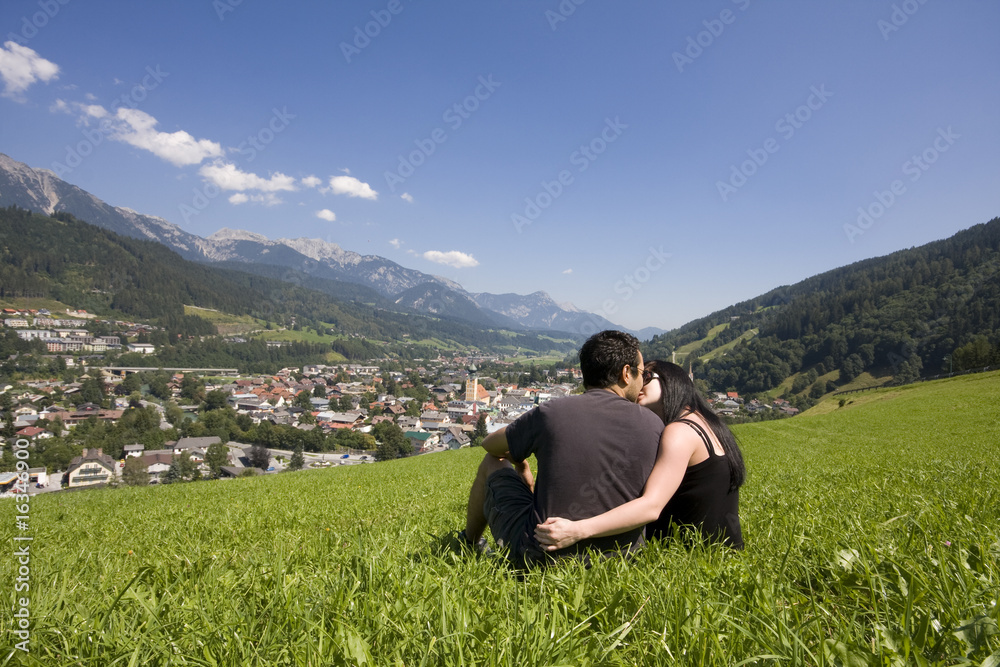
{"left": 465, "top": 364, "right": 479, "bottom": 402}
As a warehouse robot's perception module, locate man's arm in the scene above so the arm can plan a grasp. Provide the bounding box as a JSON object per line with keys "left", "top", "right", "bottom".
{"left": 481, "top": 426, "right": 509, "bottom": 459}
{"left": 481, "top": 426, "right": 534, "bottom": 491}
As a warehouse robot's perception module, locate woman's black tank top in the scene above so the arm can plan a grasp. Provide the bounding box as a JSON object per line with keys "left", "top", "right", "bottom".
{"left": 645, "top": 419, "right": 744, "bottom": 549}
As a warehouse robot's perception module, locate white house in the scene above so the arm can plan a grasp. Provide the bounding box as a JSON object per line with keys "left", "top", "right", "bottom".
{"left": 65, "top": 448, "right": 117, "bottom": 487}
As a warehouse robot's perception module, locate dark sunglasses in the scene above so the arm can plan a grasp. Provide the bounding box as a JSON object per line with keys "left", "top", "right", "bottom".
{"left": 642, "top": 369, "right": 658, "bottom": 385}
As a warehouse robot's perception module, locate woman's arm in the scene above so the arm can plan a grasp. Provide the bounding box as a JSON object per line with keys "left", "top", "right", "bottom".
{"left": 534, "top": 423, "right": 698, "bottom": 550}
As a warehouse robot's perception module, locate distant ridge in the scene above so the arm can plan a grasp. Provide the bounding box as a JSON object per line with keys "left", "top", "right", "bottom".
{"left": 644, "top": 217, "right": 1000, "bottom": 398}
{"left": 0, "top": 152, "right": 664, "bottom": 338}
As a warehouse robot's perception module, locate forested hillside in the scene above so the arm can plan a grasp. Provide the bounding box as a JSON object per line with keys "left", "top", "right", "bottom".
{"left": 644, "top": 217, "right": 1000, "bottom": 394}
{"left": 0, "top": 206, "right": 578, "bottom": 358}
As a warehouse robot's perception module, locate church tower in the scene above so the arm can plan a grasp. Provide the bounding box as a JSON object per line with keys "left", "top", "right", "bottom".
{"left": 465, "top": 363, "right": 478, "bottom": 403}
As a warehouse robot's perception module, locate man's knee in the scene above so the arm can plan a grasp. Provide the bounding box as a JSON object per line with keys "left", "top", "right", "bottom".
{"left": 478, "top": 454, "right": 512, "bottom": 480}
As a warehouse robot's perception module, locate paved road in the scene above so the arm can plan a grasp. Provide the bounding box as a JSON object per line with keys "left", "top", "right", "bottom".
{"left": 246, "top": 446, "right": 374, "bottom": 469}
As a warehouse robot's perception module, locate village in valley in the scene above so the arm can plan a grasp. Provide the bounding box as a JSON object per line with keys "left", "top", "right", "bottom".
{"left": 0, "top": 305, "right": 798, "bottom": 498}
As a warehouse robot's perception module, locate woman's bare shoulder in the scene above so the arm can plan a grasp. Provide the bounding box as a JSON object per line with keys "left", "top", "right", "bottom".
{"left": 660, "top": 419, "right": 703, "bottom": 448}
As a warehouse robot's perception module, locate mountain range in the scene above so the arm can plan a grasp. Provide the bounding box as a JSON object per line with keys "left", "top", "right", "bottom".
{"left": 0, "top": 153, "right": 664, "bottom": 339}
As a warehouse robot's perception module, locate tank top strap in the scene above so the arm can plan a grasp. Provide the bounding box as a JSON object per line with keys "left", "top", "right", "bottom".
{"left": 676, "top": 418, "right": 717, "bottom": 458}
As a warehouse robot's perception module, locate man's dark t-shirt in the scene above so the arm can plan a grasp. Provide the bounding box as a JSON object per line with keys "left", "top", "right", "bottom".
{"left": 504, "top": 389, "right": 663, "bottom": 558}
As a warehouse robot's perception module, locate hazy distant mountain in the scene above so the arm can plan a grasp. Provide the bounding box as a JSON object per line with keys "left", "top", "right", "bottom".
{"left": 393, "top": 283, "right": 522, "bottom": 329}
{"left": 470, "top": 291, "right": 612, "bottom": 336}
{"left": 0, "top": 152, "right": 663, "bottom": 337}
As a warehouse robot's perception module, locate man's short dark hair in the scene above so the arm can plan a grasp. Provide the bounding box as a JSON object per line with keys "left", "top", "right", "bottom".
{"left": 579, "top": 330, "right": 641, "bottom": 389}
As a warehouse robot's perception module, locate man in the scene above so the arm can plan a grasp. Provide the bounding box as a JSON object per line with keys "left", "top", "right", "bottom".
{"left": 461, "top": 330, "right": 663, "bottom": 566}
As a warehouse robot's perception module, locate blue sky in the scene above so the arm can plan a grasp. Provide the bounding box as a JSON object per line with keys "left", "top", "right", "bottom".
{"left": 1, "top": 1, "right": 998, "bottom": 332}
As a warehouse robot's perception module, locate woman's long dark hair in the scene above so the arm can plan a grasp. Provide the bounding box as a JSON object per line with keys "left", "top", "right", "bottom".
{"left": 646, "top": 360, "right": 746, "bottom": 492}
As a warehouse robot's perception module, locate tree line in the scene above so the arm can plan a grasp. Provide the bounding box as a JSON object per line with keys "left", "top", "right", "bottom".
{"left": 643, "top": 217, "right": 1000, "bottom": 394}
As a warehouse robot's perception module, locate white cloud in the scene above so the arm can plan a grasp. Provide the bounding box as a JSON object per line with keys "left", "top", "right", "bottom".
{"left": 329, "top": 175, "right": 377, "bottom": 200}
{"left": 301, "top": 175, "right": 322, "bottom": 188}
{"left": 51, "top": 100, "right": 108, "bottom": 125}
{"left": 316, "top": 209, "right": 337, "bottom": 222}
{"left": 114, "top": 108, "right": 223, "bottom": 166}
{"left": 400, "top": 192, "right": 414, "bottom": 203}
{"left": 388, "top": 238, "right": 402, "bottom": 249}
{"left": 562, "top": 268, "right": 573, "bottom": 274}
{"left": 422, "top": 250, "right": 479, "bottom": 269}
{"left": 0, "top": 42, "right": 58, "bottom": 99}
{"left": 83, "top": 104, "right": 107, "bottom": 119}
{"left": 85, "top": 92, "right": 97, "bottom": 101}
{"left": 256, "top": 193, "right": 283, "bottom": 206}
{"left": 229, "top": 192, "right": 282, "bottom": 206}
{"left": 199, "top": 161, "right": 297, "bottom": 192}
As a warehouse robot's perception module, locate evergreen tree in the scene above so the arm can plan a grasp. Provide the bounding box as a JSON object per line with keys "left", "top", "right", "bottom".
{"left": 248, "top": 443, "right": 270, "bottom": 470}
{"left": 473, "top": 412, "right": 488, "bottom": 447}
{"left": 288, "top": 443, "right": 305, "bottom": 471}
{"left": 163, "top": 457, "right": 182, "bottom": 484}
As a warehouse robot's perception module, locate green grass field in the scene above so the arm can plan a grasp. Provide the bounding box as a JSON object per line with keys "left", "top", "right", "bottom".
{"left": 699, "top": 328, "right": 758, "bottom": 363}
{"left": 2, "top": 372, "right": 999, "bottom": 665}
{"left": 675, "top": 323, "right": 730, "bottom": 361}
{"left": 183, "top": 306, "right": 265, "bottom": 335}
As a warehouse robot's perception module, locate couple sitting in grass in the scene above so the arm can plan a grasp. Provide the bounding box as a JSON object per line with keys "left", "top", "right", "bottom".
{"left": 459, "top": 329, "right": 745, "bottom": 567}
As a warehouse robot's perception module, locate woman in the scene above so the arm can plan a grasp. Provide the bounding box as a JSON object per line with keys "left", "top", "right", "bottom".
{"left": 534, "top": 360, "right": 745, "bottom": 550}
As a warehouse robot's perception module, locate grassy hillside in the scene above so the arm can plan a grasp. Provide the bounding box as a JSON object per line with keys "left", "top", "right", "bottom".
{"left": 183, "top": 305, "right": 264, "bottom": 335}
{"left": 2, "top": 372, "right": 998, "bottom": 664}
{"left": 644, "top": 217, "right": 1000, "bottom": 396}
{"left": 699, "top": 328, "right": 758, "bottom": 363}
{"left": 675, "top": 322, "right": 729, "bottom": 360}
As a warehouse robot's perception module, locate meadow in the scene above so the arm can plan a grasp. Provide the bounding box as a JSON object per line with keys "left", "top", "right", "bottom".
{"left": 2, "top": 372, "right": 999, "bottom": 665}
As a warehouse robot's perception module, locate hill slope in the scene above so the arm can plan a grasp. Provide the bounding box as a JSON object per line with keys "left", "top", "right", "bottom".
{"left": 645, "top": 217, "right": 1000, "bottom": 394}
{"left": 5, "top": 371, "right": 998, "bottom": 664}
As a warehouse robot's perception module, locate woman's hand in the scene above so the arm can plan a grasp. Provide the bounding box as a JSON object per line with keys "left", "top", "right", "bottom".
{"left": 534, "top": 517, "right": 585, "bottom": 551}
